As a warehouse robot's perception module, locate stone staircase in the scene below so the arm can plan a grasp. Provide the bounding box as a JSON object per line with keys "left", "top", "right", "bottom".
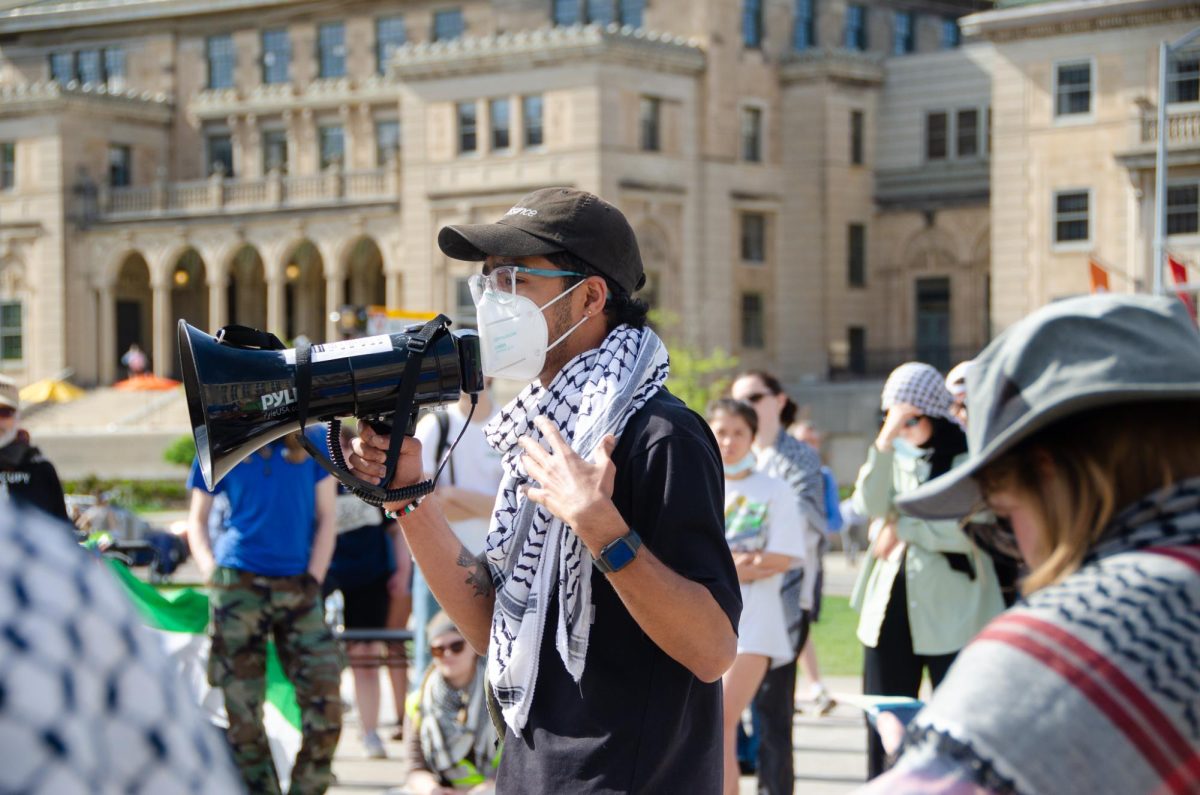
{"left": 24, "top": 387, "right": 192, "bottom": 480}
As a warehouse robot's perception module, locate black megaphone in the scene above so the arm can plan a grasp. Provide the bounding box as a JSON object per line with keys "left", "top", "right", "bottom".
{"left": 178, "top": 315, "right": 483, "bottom": 505}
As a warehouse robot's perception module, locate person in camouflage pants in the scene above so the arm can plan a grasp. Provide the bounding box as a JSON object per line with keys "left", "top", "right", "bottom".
{"left": 208, "top": 567, "right": 343, "bottom": 795}
{"left": 186, "top": 432, "right": 342, "bottom": 795}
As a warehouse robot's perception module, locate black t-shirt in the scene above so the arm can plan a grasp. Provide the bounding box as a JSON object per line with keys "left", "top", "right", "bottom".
{"left": 496, "top": 389, "right": 741, "bottom": 795}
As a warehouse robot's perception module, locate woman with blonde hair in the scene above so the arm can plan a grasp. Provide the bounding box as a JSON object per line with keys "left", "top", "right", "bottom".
{"left": 858, "top": 293, "right": 1200, "bottom": 795}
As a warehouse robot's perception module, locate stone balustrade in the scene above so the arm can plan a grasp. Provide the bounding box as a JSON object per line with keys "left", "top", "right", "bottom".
{"left": 94, "top": 163, "right": 399, "bottom": 220}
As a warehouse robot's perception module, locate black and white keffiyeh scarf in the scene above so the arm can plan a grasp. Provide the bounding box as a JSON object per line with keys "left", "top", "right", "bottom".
{"left": 482, "top": 324, "right": 669, "bottom": 732}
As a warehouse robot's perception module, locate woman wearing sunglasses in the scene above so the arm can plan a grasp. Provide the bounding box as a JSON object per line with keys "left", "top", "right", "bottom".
{"left": 856, "top": 294, "right": 1200, "bottom": 795}
{"left": 850, "top": 362, "right": 1004, "bottom": 778}
{"left": 403, "top": 611, "right": 500, "bottom": 795}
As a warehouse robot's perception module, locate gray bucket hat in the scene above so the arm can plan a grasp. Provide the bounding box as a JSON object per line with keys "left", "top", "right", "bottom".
{"left": 897, "top": 293, "right": 1200, "bottom": 520}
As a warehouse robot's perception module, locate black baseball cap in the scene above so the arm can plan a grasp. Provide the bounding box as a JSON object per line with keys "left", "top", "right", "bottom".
{"left": 438, "top": 187, "right": 646, "bottom": 296}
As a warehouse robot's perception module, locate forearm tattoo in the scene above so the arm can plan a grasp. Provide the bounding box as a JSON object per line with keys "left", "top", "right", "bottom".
{"left": 457, "top": 544, "right": 494, "bottom": 599}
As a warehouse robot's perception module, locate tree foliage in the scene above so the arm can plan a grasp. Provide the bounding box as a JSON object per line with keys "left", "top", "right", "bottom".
{"left": 649, "top": 309, "right": 739, "bottom": 414}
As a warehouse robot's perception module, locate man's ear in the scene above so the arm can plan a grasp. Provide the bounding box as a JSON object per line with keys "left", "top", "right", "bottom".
{"left": 583, "top": 275, "right": 608, "bottom": 317}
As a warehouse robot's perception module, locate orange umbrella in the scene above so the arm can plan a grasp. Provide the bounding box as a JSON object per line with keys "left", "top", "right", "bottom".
{"left": 113, "top": 374, "right": 181, "bottom": 392}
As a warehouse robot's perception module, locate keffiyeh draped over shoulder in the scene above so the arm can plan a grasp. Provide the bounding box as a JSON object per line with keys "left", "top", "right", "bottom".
{"left": 482, "top": 324, "right": 669, "bottom": 732}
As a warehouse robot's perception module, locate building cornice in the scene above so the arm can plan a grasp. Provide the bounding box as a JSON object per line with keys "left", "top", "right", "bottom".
{"left": 962, "top": 0, "right": 1200, "bottom": 42}
{"left": 189, "top": 75, "right": 399, "bottom": 121}
{"left": 779, "top": 48, "right": 885, "bottom": 87}
{"left": 0, "top": 81, "right": 173, "bottom": 123}
{"left": 0, "top": 0, "right": 301, "bottom": 33}
{"left": 388, "top": 24, "right": 707, "bottom": 81}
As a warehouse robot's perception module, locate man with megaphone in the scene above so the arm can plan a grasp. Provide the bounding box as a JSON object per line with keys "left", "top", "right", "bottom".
{"left": 349, "top": 188, "right": 741, "bottom": 794}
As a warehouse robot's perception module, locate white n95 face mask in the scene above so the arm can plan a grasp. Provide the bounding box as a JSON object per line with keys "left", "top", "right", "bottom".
{"left": 475, "top": 280, "right": 588, "bottom": 382}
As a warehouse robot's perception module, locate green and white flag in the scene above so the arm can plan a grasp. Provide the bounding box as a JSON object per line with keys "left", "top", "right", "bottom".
{"left": 108, "top": 561, "right": 304, "bottom": 789}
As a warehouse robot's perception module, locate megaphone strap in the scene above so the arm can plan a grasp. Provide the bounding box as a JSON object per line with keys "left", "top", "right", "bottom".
{"left": 215, "top": 325, "right": 286, "bottom": 351}
{"left": 292, "top": 314, "right": 454, "bottom": 507}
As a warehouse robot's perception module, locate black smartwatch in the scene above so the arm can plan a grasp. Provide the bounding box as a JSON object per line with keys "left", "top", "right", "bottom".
{"left": 592, "top": 530, "right": 642, "bottom": 574}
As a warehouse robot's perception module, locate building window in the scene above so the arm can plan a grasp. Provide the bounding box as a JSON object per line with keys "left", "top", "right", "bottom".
{"left": 0, "top": 143, "right": 13, "bottom": 190}
{"left": 318, "top": 22, "right": 346, "bottom": 79}
{"left": 491, "top": 98, "right": 511, "bottom": 151}
{"left": 376, "top": 120, "right": 400, "bottom": 165}
{"left": 319, "top": 124, "right": 344, "bottom": 169}
{"left": 108, "top": 144, "right": 131, "bottom": 187}
{"left": 206, "top": 35, "right": 235, "bottom": 89}
{"left": 893, "top": 11, "right": 914, "bottom": 55}
{"left": 1053, "top": 190, "right": 1090, "bottom": 244}
{"left": 455, "top": 277, "right": 476, "bottom": 330}
{"left": 77, "top": 50, "right": 103, "bottom": 84}
{"left": 743, "top": 0, "right": 763, "bottom": 49}
{"left": 0, "top": 302, "right": 22, "bottom": 362}
{"left": 1167, "top": 183, "right": 1199, "bottom": 235}
{"left": 554, "top": 0, "right": 580, "bottom": 26}
{"left": 794, "top": 0, "right": 816, "bottom": 50}
{"left": 844, "top": 4, "right": 867, "bottom": 51}
{"left": 458, "top": 101, "right": 477, "bottom": 154}
{"left": 941, "top": 17, "right": 960, "bottom": 49}
{"left": 104, "top": 48, "right": 126, "bottom": 90}
{"left": 1055, "top": 60, "right": 1092, "bottom": 117}
{"left": 587, "top": 0, "right": 615, "bottom": 25}
{"left": 926, "top": 111, "right": 948, "bottom": 160}
{"left": 850, "top": 109, "right": 864, "bottom": 165}
{"left": 847, "top": 223, "right": 866, "bottom": 287}
{"left": 741, "top": 107, "right": 762, "bottom": 162}
{"left": 619, "top": 0, "right": 644, "bottom": 27}
{"left": 376, "top": 16, "right": 406, "bottom": 74}
{"left": 523, "top": 95, "right": 544, "bottom": 147}
{"left": 639, "top": 96, "right": 661, "bottom": 152}
{"left": 433, "top": 9, "right": 464, "bottom": 41}
{"left": 741, "top": 213, "right": 766, "bottom": 262}
{"left": 848, "top": 326, "right": 866, "bottom": 374}
{"left": 741, "top": 293, "right": 765, "bottom": 349}
{"left": 49, "top": 52, "right": 75, "bottom": 83}
{"left": 206, "top": 134, "right": 233, "bottom": 177}
{"left": 1168, "top": 53, "right": 1200, "bottom": 105}
{"left": 261, "top": 29, "right": 290, "bottom": 84}
{"left": 263, "top": 129, "right": 288, "bottom": 173}
{"left": 956, "top": 108, "right": 979, "bottom": 158}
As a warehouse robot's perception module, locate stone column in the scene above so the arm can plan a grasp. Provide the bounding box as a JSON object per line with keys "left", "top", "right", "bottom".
{"left": 386, "top": 270, "right": 402, "bottom": 309}
{"left": 208, "top": 270, "right": 229, "bottom": 332}
{"left": 96, "top": 282, "right": 117, "bottom": 384}
{"left": 325, "top": 271, "right": 344, "bottom": 342}
{"left": 151, "top": 277, "right": 171, "bottom": 377}
{"left": 267, "top": 273, "right": 285, "bottom": 338}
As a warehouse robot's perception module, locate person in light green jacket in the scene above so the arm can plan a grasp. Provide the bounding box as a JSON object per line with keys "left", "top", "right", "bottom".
{"left": 849, "top": 362, "right": 1004, "bottom": 779}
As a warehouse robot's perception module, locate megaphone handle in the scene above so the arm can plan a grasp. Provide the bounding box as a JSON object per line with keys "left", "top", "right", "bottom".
{"left": 365, "top": 408, "right": 418, "bottom": 438}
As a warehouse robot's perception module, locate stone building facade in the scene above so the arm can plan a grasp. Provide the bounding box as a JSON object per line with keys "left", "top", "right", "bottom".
{"left": 964, "top": 0, "right": 1200, "bottom": 328}
{"left": 0, "top": 0, "right": 992, "bottom": 387}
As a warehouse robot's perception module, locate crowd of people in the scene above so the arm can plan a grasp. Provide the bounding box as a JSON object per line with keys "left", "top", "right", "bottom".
{"left": 0, "top": 187, "right": 1197, "bottom": 795}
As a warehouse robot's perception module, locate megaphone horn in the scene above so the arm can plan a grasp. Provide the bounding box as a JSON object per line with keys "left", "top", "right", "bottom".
{"left": 178, "top": 315, "right": 482, "bottom": 504}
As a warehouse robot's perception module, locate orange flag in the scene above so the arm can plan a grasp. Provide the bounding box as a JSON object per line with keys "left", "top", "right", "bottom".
{"left": 1088, "top": 259, "right": 1110, "bottom": 293}
{"left": 1167, "top": 254, "right": 1197, "bottom": 324}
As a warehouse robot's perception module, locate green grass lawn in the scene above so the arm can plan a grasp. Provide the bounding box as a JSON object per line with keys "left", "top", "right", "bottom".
{"left": 809, "top": 595, "right": 863, "bottom": 677}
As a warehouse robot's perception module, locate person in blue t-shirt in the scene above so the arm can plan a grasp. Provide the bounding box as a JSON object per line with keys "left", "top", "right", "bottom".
{"left": 186, "top": 431, "right": 341, "bottom": 795}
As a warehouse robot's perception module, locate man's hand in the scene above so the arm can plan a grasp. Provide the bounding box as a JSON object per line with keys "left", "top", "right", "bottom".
{"left": 348, "top": 423, "right": 426, "bottom": 507}
{"left": 873, "top": 519, "right": 902, "bottom": 561}
{"left": 519, "top": 417, "right": 620, "bottom": 553}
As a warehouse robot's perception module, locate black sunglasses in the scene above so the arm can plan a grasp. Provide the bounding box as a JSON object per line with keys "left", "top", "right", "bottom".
{"left": 430, "top": 639, "right": 467, "bottom": 659}
{"left": 742, "top": 393, "right": 772, "bottom": 404}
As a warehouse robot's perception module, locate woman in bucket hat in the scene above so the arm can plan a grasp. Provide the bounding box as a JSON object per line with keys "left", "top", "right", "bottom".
{"left": 857, "top": 293, "right": 1200, "bottom": 795}
{"left": 850, "top": 362, "right": 1005, "bottom": 778}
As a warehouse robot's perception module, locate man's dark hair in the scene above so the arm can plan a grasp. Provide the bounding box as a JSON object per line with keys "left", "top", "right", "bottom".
{"left": 546, "top": 250, "right": 649, "bottom": 331}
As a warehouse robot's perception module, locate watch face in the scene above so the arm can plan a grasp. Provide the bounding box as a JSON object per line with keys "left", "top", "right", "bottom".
{"left": 604, "top": 538, "right": 637, "bottom": 571}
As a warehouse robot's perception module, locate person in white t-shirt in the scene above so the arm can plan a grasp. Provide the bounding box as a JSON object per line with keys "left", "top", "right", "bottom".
{"left": 414, "top": 384, "right": 504, "bottom": 556}
{"left": 706, "top": 398, "right": 807, "bottom": 795}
